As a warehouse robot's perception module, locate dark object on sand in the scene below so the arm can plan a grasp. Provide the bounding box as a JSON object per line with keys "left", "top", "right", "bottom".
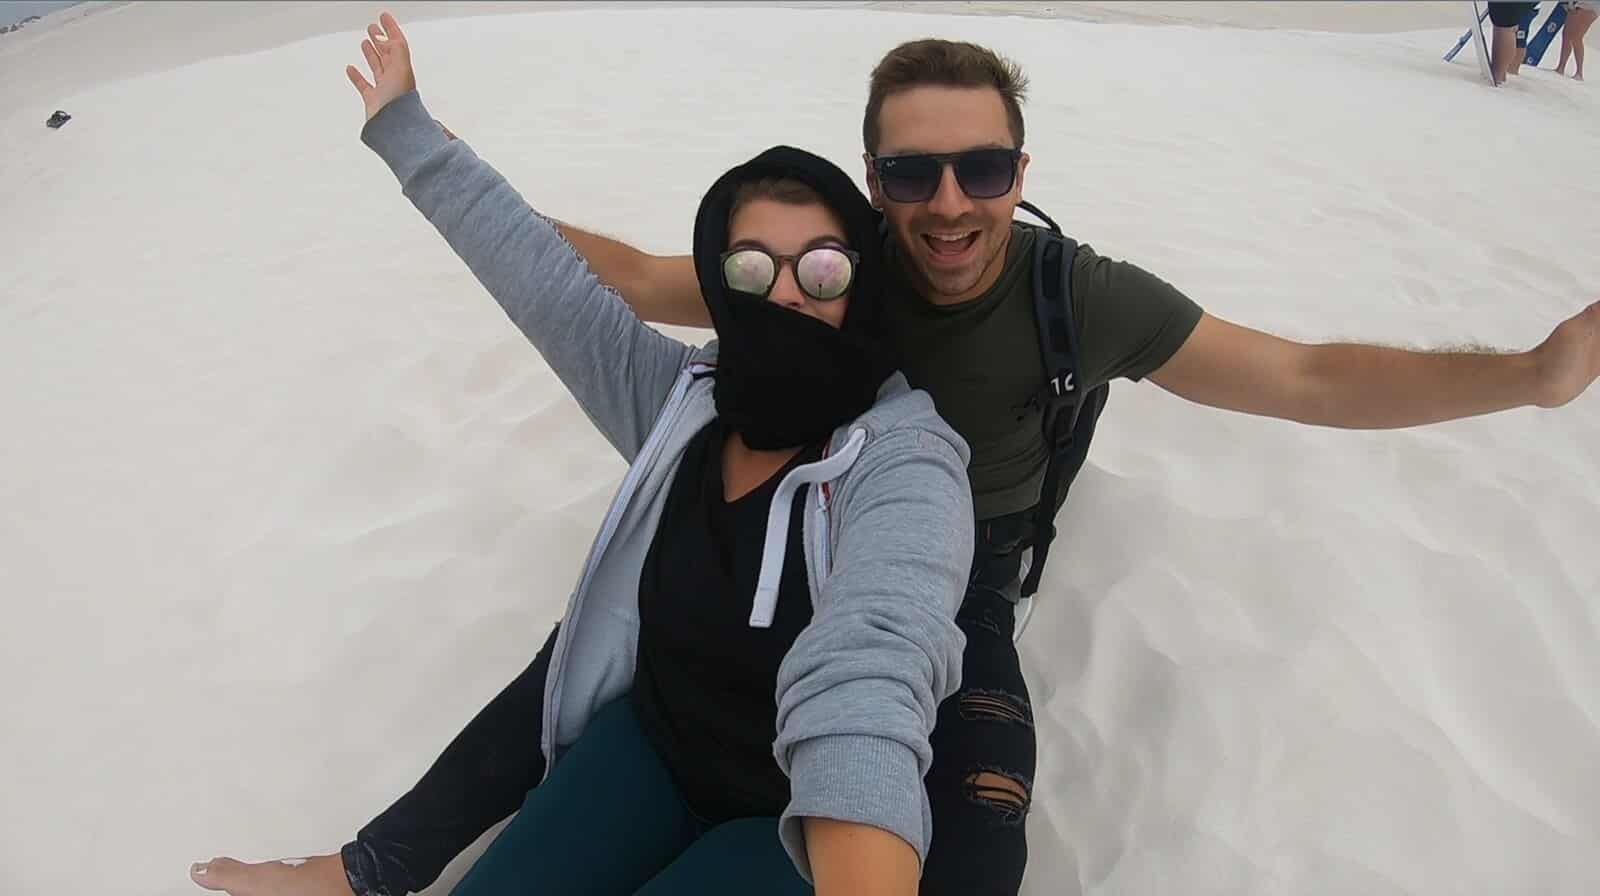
{"left": 1, "top": 15, "right": 42, "bottom": 34}
{"left": 46, "top": 110, "right": 71, "bottom": 129}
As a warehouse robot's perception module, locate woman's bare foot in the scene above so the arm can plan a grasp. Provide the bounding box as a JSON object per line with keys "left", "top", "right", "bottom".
{"left": 190, "top": 853, "right": 354, "bottom": 895}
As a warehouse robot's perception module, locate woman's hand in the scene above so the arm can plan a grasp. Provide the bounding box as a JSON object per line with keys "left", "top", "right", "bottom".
{"left": 803, "top": 817, "right": 918, "bottom": 896}
{"left": 345, "top": 11, "right": 416, "bottom": 122}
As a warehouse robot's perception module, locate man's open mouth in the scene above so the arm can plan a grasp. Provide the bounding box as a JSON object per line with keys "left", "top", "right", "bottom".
{"left": 922, "top": 231, "right": 980, "bottom": 262}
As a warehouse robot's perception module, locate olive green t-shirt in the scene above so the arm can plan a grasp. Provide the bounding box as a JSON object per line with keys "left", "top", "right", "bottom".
{"left": 882, "top": 223, "right": 1203, "bottom": 520}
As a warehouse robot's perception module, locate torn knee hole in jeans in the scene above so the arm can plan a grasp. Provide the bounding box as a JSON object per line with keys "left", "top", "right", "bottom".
{"left": 957, "top": 689, "right": 1033, "bottom": 727}
{"left": 964, "top": 769, "right": 1031, "bottom": 823}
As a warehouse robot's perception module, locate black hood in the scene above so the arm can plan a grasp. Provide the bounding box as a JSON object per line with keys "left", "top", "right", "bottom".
{"left": 691, "top": 146, "right": 893, "bottom": 450}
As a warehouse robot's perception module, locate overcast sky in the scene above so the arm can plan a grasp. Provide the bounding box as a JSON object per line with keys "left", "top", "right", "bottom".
{"left": 1, "top": 1, "right": 82, "bottom": 29}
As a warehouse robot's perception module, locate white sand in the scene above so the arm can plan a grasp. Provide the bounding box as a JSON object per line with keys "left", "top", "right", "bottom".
{"left": 0, "top": 2, "right": 1478, "bottom": 119}
{"left": 3, "top": 3, "right": 1598, "bottom": 895}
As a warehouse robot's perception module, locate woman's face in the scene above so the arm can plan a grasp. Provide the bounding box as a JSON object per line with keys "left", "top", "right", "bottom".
{"left": 725, "top": 198, "right": 852, "bottom": 329}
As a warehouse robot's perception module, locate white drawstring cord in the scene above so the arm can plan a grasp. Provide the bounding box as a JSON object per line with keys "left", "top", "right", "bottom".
{"left": 1013, "top": 549, "right": 1036, "bottom": 643}
{"left": 748, "top": 428, "right": 866, "bottom": 628}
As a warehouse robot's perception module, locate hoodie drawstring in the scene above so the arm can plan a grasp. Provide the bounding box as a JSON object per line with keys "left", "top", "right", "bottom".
{"left": 747, "top": 428, "right": 866, "bottom": 628}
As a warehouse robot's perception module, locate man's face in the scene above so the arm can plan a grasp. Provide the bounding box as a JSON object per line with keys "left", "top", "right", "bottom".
{"left": 865, "top": 86, "right": 1029, "bottom": 306}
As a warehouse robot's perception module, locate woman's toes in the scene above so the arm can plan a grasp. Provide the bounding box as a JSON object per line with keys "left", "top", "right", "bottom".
{"left": 188, "top": 856, "right": 286, "bottom": 894}
{"left": 189, "top": 856, "right": 240, "bottom": 891}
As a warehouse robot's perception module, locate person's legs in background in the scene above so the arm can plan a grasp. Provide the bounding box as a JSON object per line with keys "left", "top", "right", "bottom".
{"left": 1488, "top": 3, "right": 1535, "bottom": 83}
{"left": 1509, "top": 3, "right": 1540, "bottom": 74}
{"left": 1566, "top": 2, "right": 1598, "bottom": 78}
{"left": 1559, "top": 6, "right": 1576, "bottom": 72}
{"left": 1492, "top": 25, "right": 1518, "bottom": 82}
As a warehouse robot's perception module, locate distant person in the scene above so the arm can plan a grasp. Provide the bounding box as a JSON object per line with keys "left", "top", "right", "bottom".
{"left": 1557, "top": 0, "right": 1597, "bottom": 79}
{"left": 1488, "top": 2, "right": 1539, "bottom": 82}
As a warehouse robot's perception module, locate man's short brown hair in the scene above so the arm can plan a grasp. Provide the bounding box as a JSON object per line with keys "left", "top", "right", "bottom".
{"left": 863, "top": 39, "right": 1029, "bottom": 155}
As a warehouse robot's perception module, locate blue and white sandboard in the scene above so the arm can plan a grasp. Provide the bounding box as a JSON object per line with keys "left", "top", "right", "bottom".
{"left": 1525, "top": 3, "right": 1568, "bottom": 66}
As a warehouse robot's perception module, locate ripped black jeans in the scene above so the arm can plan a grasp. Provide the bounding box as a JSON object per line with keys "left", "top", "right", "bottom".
{"left": 919, "top": 511, "right": 1035, "bottom": 896}
{"left": 342, "top": 512, "right": 1037, "bottom": 896}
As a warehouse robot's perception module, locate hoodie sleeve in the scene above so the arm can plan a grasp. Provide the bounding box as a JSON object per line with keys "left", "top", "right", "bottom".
{"left": 772, "top": 418, "right": 973, "bottom": 880}
{"left": 360, "top": 91, "right": 695, "bottom": 462}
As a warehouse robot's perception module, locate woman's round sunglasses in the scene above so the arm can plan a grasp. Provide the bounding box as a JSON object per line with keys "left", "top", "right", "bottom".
{"left": 720, "top": 245, "right": 860, "bottom": 301}
{"left": 870, "top": 148, "right": 1022, "bottom": 204}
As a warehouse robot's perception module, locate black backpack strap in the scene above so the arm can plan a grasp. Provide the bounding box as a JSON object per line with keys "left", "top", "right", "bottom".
{"left": 1030, "top": 227, "right": 1077, "bottom": 401}
{"left": 1017, "top": 199, "right": 1061, "bottom": 235}
{"left": 1021, "top": 224, "right": 1088, "bottom": 598}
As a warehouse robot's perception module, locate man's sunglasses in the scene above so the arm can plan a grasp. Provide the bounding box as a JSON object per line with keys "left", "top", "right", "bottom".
{"left": 870, "top": 148, "right": 1022, "bottom": 204}
{"left": 720, "top": 245, "right": 860, "bottom": 301}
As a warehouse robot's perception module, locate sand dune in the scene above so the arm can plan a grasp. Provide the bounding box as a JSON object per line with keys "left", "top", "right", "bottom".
{"left": 2, "top": 3, "right": 1597, "bottom": 895}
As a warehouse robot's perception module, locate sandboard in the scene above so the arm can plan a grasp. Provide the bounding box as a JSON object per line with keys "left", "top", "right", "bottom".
{"left": 1525, "top": 3, "right": 1569, "bottom": 66}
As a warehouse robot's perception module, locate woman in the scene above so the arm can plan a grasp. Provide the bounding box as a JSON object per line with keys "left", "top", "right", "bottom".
{"left": 1558, "top": 0, "right": 1597, "bottom": 80}
{"left": 191, "top": 12, "right": 971, "bottom": 896}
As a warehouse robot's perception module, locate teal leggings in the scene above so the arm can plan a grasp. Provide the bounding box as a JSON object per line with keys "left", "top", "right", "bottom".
{"left": 450, "top": 697, "right": 813, "bottom": 896}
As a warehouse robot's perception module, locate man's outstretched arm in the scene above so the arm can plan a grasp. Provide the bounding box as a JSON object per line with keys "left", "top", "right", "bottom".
{"left": 552, "top": 224, "right": 711, "bottom": 329}
{"left": 432, "top": 124, "right": 705, "bottom": 328}
{"left": 1149, "top": 302, "right": 1600, "bottom": 428}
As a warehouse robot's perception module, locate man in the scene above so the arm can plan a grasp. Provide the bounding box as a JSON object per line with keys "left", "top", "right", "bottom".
{"left": 196, "top": 23, "right": 1599, "bottom": 896}
{"left": 553, "top": 35, "right": 1598, "bottom": 894}
{"left": 1488, "top": 2, "right": 1541, "bottom": 82}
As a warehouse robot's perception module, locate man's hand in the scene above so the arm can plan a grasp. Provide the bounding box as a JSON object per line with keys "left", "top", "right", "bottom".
{"left": 1532, "top": 300, "right": 1600, "bottom": 408}
{"left": 345, "top": 11, "right": 416, "bottom": 122}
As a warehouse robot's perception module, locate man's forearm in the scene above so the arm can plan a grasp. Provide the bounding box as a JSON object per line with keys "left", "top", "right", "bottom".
{"left": 1298, "top": 342, "right": 1543, "bottom": 429}
{"left": 429, "top": 122, "right": 704, "bottom": 328}
{"left": 552, "top": 223, "right": 711, "bottom": 328}
{"left": 803, "top": 817, "right": 918, "bottom": 896}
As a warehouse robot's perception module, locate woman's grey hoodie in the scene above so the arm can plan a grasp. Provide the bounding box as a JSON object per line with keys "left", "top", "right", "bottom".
{"left": 362, "top": 91, "right": 973, "bottom": 881}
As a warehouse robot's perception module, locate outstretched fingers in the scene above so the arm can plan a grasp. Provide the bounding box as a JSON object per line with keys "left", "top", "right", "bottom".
{"left": 344, "top": 12, "right": 415, "bottom": 121}
{"left": 360, "top": 38, "right": 384, "bottom": 80}
{"left": 379, "top": 11, "right": 407, "bottom": 43}
{"left": 345, "top": 64, "right": 373, "bottom": 96}
{"left": 367, "top": 14, "right": 406, "bottom": 58}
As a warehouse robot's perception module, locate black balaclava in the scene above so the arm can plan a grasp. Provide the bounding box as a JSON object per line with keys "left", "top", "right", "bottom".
{"left": 692, "top": 146, "right": 893, "bottom": 450}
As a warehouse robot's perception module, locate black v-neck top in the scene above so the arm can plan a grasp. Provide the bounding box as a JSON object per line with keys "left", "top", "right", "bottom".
{"left": 631, "top": 419, "right": 822, "bottom": 822}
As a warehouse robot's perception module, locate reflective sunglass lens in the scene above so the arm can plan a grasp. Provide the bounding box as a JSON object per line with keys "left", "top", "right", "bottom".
{"left": 722, "top": 249, "right": 775, "bottom": 295}
{"left": 795, "top": 247, "right": 855, "bottom": 300}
